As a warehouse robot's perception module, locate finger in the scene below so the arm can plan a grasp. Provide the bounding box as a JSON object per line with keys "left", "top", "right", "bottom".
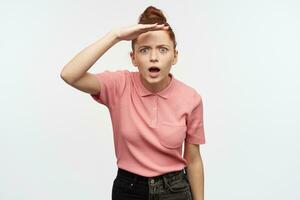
{"left": 139, "top": 24, "right": 159, "bottom": 29}
{"left": 140, "top": 24, "right": 165, "bottom": 30}
{"left": 149, "top": 25, "right": 169, "bottom": 31}
{"left": 141, "top": 23, "right": 158, "bottom": 27}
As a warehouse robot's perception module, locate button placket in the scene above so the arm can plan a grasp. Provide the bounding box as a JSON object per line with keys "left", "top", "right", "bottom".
{"left": 150, "top": 95, "right": 158, "bottom": 127}
{"left": 153, "top": 96, "right": 158, "bottom": 127}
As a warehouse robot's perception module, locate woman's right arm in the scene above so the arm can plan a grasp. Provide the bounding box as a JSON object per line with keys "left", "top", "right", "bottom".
{"left": 60, "top": 23, "right": 168, "bottom": 95}
{"left": 60, "top": 30, "right": 121, "bottom": 95}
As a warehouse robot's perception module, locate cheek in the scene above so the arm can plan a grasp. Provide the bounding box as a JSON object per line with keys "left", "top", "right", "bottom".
{"left": 163, "top": 57, "right": 175, "bottom": 65}
{"left": 136, "top": 55, "right": 145, "bottom": 61}
{"left": 135, "top": 57, "right": 149, "bottom": 66}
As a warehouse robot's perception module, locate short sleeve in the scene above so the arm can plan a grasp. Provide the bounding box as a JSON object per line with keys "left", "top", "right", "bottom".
{"left": 185, "top": 91, "right": 206, "bottom": 144}
{"left": 90, "top": 69, "right": 127, "bottom": 108}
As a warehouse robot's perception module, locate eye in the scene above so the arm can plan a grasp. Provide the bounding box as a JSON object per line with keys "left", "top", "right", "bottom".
{"left": 139, "top": 48, "right": 149, "bottom": 53}
{"left": 159, "top": 47, "right": 168, "bottom": 53}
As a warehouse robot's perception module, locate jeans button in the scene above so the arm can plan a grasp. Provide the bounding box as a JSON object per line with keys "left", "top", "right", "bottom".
{"left": 150, "top": 179, "right": 155, "bottom": 184}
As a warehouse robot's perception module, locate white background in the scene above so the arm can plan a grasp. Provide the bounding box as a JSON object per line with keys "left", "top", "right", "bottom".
{"left": 1, "top": 0, "right": 299, "bottom": 199}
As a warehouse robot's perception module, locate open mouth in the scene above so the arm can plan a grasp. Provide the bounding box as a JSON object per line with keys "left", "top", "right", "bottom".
{"left": 148, "top": 66, "right": 160, "bottom": 72}
{"left": 148, "top": 67, "right": 161, "bottom": 78}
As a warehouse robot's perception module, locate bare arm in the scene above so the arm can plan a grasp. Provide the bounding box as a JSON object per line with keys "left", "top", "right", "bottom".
{"left": 184, "top": 143, "right": 205, "bottom": 200}
{"left": 60, "top": 24, "right": 168, "bottom": 95}
{"left": 60, "top": 30, "right": 120, "bottom": 85}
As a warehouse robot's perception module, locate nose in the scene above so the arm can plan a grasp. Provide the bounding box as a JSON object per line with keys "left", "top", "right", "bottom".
{"left": 150, "top": 50, "right": 158, "bottom": 62}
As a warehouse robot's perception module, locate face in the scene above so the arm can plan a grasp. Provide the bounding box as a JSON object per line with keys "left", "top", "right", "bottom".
{"left": 130, "top": 30, "right": 178, "bottom": 93}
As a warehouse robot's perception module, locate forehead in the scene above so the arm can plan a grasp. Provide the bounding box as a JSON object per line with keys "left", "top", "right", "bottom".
{"left": 135, "top": 30, "right": 173, "bottom": 47}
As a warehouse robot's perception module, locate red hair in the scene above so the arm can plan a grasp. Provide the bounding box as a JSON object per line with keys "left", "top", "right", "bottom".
{"left": 131, "top": 6, "right": 177, "bottom": 52}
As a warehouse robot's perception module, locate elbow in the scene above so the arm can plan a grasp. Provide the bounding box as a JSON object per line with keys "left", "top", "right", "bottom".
{"left": 60, "top": 71, "right": 65, "bottom": 79}
{"left": 60, "top": 71, "right": 74, "bottom": 84}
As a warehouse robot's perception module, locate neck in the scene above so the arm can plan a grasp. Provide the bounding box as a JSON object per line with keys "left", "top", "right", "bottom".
{"left": 141, "top": 74, "right": 171, "bottom": 93}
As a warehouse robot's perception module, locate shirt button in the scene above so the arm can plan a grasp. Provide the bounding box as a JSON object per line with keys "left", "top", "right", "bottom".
{"left": 150, "top": 179, "right": 155, "bottom": 184}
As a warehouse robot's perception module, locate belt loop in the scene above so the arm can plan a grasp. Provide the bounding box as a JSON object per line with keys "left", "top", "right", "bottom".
{"left": 133, "top": 174, "right": 138, "bottom": 184}
{"left": 180, "top": 170, "right": 185, "bottom": 179}
{"left": 162, "top": 175, "right": 169, "bottom": 190}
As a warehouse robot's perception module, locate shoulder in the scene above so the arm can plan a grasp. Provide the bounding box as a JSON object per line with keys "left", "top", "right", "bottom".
{"left": 102, "top": 69, "right": 130, "bottom": 74}
{"left": 116, "top": 69, "right": 136, "bottom": 77}
{"left": 97, "top": 69, "right": 132, "bottom": 79}
{"left": 174, "top": 79, "right": 202, "bottom": 99}
{"left": 173, "top": 78, "right": 203, "bottom": 109}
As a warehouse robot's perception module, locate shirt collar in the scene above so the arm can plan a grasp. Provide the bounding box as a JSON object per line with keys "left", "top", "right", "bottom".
{"left": 133, "top": 71, "right": 175, "bottom": 99}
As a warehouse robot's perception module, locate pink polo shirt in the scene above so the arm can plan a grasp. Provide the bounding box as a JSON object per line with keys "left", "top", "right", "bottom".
{"left": 90, "top": 69, "right": 205, "bottom": 177}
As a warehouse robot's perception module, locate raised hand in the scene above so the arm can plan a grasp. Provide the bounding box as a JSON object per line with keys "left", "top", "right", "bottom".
{"left": 114, "top": 23, "right": 169, "bottom": 41}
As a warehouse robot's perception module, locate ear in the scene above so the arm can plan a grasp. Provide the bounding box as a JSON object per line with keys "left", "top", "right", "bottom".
{"left": 172, "top": 50, "right": 178, "bottom": 65}
{"left": 130, "top": 51, "right": 138, "bottom": 67}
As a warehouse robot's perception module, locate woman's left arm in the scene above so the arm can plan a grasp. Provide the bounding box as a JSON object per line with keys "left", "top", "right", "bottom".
{"left": 184, "top": 143, "right": 205, "bottom": 200}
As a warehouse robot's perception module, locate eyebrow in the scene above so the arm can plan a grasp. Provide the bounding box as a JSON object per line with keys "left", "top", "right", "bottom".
{"left": 138, "top": 44, "right": 170, "bottom": 49}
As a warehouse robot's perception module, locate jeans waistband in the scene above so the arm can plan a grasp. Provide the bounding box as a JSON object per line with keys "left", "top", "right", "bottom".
{"left": 116, "top": 167, "right": 186, "bottom": 183}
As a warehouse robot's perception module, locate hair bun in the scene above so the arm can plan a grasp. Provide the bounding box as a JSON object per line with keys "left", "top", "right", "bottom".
{"left": 131, "top": 5, "right": 177, "bottom": 51}
{"left": 139, "top": 6, "right": 167, "bottom": 25}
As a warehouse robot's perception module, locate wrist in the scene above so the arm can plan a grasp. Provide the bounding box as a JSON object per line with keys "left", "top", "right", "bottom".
{"left": 108, "top": 29, "right": 122, "bottom": 43}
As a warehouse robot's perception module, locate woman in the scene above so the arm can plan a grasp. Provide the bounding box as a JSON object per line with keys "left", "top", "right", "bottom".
{"left": 61, "top": 6, "right": 205, "bottom": 200}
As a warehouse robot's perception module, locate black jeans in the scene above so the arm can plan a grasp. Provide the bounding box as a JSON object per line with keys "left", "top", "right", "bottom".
{"left": 112, "top": 167, "right": 193, "bottom": 200}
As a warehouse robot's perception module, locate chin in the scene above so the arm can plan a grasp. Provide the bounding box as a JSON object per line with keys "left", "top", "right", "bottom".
{"left": 146, "top": 77, "right": 161, "bottom": 83}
